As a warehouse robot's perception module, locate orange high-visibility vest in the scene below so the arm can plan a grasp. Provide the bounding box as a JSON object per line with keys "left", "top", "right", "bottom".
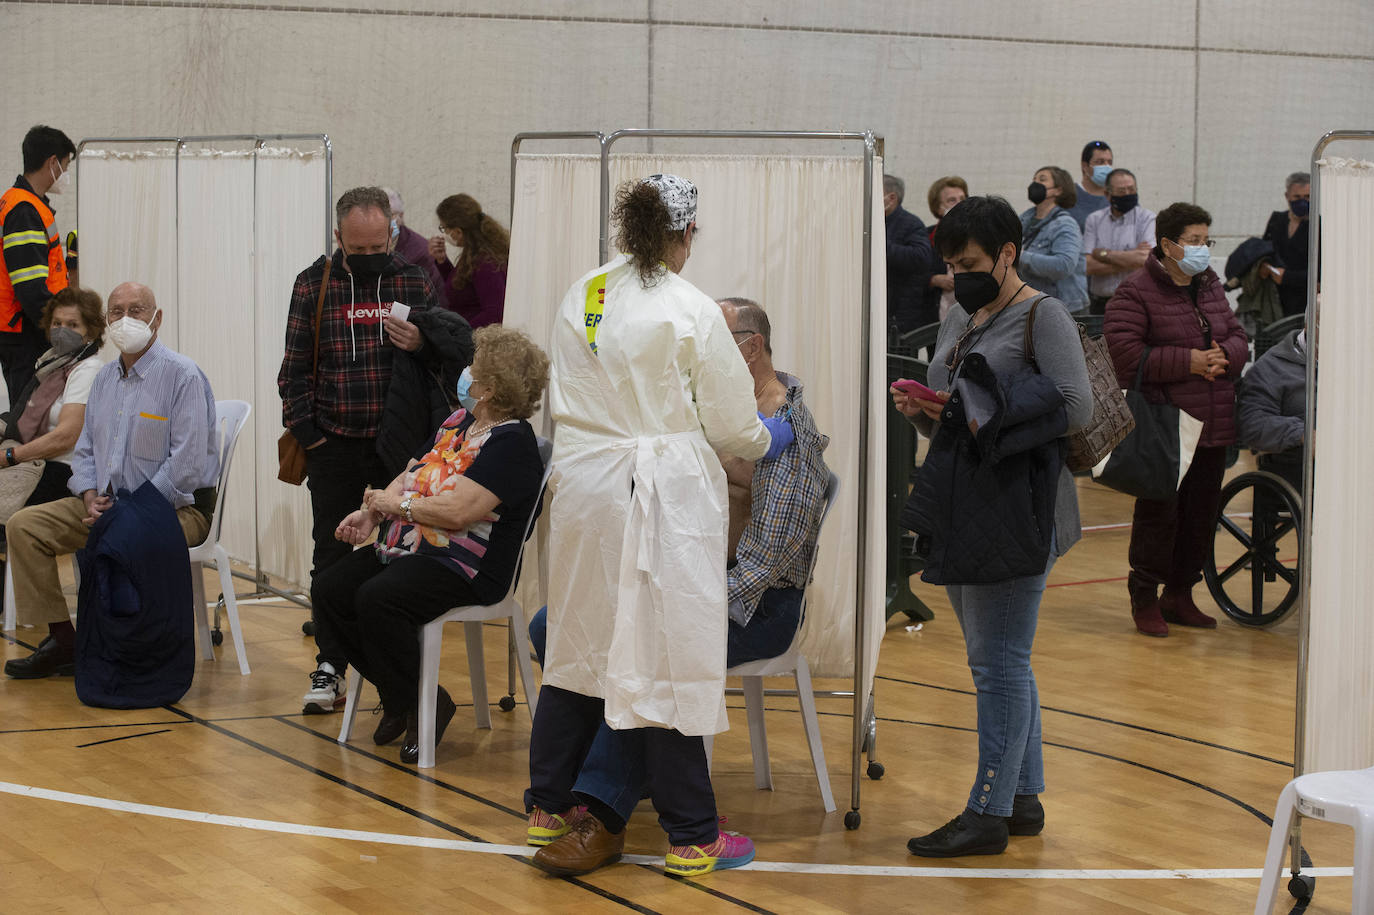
{"left": 0, "top": 186, "right": 69, "bottom": 332}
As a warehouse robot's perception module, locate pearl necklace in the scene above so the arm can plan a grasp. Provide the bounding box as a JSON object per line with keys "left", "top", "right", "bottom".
{"left": 468, "top": 416, "right": 510, "bottom": 439}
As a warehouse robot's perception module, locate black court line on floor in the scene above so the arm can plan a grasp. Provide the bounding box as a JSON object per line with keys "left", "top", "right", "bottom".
{"left": 76, "top": 728, "right": 172, "bottom": 748}
{"left": 154, "top": 706, "right": 662, "bottom": 915}
{"left": 808, "top": 708, "right": 1276, "bottom": 828}
{"left": 877, "top": 673, "right": 1293, "bottom": 767}
{"left": 278, "top": 716, "right": 777, "bottom": 915}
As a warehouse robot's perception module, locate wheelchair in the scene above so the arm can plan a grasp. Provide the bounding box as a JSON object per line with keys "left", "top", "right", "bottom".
{"left": 1204, "top": 458, "right": 1302, "bottom": 627}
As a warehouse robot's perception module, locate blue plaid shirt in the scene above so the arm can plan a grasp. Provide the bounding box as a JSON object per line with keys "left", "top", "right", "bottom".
{"left": 69, "top": 341, "right": 219, "bottom": 508}
{"left": 728, "top": 372, "right": 831, "bottom": 626}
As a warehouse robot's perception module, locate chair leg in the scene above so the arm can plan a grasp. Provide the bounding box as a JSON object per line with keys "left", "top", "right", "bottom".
{"left": 465, "top": 620, "right": 491, "bottom": 729}
{"left": 509, "top": 610, "right": 540, "bottom": 718}
{"left": 417, "top": 621, "right": 444, "bottom": 768}
{"left": 337, "top": 670, "right": 364, "bottom": 744}
{"left": 3, "top": 560, "right": 16, "bottom": 633}
{"left": 1254, "top": 782, "right": 1299, "bottom": 915}
{"left": 743, "top": 675, "right": 771, "bottom": 791}
{"left": 795, "top": 657, "right": 836, "bottom": 813}
{"left": 215, "top": 546, "right": 250, "bottom": 675}
{"left": 1353, "top": 808, "right": 1374, "bottom": 915}
{"left": 190, "top": 561, "right": 214, "bottom": 661}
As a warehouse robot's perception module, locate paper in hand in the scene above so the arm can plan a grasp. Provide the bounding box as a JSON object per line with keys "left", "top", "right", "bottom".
{"left": 388, "top": 302, "right": 410, "bottom": 322}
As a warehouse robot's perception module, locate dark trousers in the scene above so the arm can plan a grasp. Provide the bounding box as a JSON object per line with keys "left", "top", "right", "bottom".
{"left": 310, "top": 548, "right": 480, "bottom": 713}
{"left": 1128, "top": 444, "right": 1229, "bottom": 593}
{"left": 26, "top": 461, "right": 72, "bottom": 508}
{"left": 0, "top": 325, "right": 49, "bottom": 409}
{"left": 304, "top": 434, "right": 391, "bottom": 583}
{"left": 1088, "top": 294, "right": 1112, "bottom": 316}
{"left": 525, "top": 684, "right": 719, "bottom": 846}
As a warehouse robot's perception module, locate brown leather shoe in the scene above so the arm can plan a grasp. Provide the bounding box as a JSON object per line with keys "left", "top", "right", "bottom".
{"left": 532, "top": 813, "right": 625, "bottom": 876}
{"left": 1159, "top": 588, "right": 1218, "bottom": 629}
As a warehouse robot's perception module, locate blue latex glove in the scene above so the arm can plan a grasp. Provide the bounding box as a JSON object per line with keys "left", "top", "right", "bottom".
{"left": 760, "top": 412, "right": 794, "bottom": 460}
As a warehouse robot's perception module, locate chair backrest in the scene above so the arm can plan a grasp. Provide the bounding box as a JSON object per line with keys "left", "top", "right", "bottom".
{"left": 498, "top": 434, "right": 553, "bottom": 603}
{"left": 1255, "top": 313, "right": 1304, "bottom": 360}
{"left": 787, "top": 470, "right": 841, "bottom": 651}
{"left": 205, "top": 400, "right": 252, "bottom": 546}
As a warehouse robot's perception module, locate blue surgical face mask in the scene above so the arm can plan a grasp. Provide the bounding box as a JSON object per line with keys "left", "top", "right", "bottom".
{"left": 456, "top": 366, "right": 476, "bottom": 411}
{"left": 1175, "top": 244, "right": 1212, "bottom": 277}
{"left": 1091, "top": 164, "right": 1113, "bottom": 186}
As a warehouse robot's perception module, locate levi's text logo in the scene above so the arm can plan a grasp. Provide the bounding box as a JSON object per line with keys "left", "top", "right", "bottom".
{"left": 346, "top": 302, "right": 396, "bottom": 327}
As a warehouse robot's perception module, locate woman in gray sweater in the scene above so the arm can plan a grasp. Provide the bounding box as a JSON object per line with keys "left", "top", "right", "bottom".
{"left": 892, "top": 196, "right": 1091, "bottom": 858}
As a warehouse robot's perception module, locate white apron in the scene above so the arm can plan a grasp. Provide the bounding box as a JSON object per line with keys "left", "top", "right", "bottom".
{"left": 543, "top": 255, "right": 770, "bottom": 736}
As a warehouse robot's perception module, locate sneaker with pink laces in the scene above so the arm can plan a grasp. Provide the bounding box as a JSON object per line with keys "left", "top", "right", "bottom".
{"left": 526, "top": 805, "right": 587, "bottom": 847}
{"left": 664, "top": 830, "right": 755, "bottom": 876}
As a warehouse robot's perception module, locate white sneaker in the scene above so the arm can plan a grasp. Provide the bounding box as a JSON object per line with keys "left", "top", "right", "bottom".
{"left": 302, "top": 662, "right": 345, "bottom": 714}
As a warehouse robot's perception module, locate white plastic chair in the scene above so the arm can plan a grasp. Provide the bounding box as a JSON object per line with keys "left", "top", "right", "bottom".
{"left": 189, "top": 400, "right": 252, "bottom": 675}
{"left": 1255, "top": 766, "right": 1374, "bottom": 914}
{"left": 705, "top": 470, "right": 840, "bottom": 813}
{"left": 338, "top": 436, "right": 553, "bottom": 768}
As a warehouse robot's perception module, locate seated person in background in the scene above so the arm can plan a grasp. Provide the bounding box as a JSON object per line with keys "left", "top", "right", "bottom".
{"left": 382, "top": 187, "right": 444, "bottom": 296}
{"left": 311, "top": 325, "right": 548, "bottom": 764}
{"left": 0, "top": 286, "right": 106, "bottom": 510}
{"left": 1236, "top": 324, "right": 1307, "bottom": 489}
{"left": 524, "top": 297, "right": 830, "bottom": 876}
{"left": 3, "top": 282, "right": 218, "bottom": 679}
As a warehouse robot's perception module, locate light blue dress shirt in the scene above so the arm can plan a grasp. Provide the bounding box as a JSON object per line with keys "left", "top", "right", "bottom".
{"left": 69, "top": 341, "right": 219, "bottom": 509}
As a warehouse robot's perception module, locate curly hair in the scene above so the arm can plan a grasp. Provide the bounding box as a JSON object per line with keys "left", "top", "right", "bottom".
{"left": 436, "top": 194, "right": 510, "bottom": 290}
{"left": 470, "top": 325, "right": 550, "bottom": 420}
{"left": 41, "top": 286, "right": 105, "bottom": 346}
{"left": 612, "top": 180, "right": 681, "bottom": 286}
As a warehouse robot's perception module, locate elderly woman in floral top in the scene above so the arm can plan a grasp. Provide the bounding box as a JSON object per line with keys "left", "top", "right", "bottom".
{"left": 308, "top": 325, "right": 549, "bottom": 764}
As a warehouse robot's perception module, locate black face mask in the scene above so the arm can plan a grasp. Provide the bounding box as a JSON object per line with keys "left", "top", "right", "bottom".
{"left": 1111, "top": 193, "right": 1139, "bottom": 214}
{"left": 345, "top": 252, "right": 389, "bottom": 276}
{"left": 1027, "top": 182, "right": 1047, "bottom": 205}
{"left": 954, "top": 258, "right": 1007, "bottom": 315}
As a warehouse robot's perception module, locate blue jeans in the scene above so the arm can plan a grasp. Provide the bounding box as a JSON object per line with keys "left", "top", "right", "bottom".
{"left": 946, "top": 553, "right": 1054, "bottom": 817}
{"left": 527, "top": 590, "right": 802, "bottom": 827}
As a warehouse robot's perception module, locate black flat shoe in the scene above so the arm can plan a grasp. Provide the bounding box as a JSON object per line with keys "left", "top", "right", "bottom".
{"left": 372, "top": 708, "right": 407, "bottom": 746}
{"left": 1007, "top": 794, "right": 1044, "bottom": 836}
{"left": 400, "top": 686, "right": 457, "bottom": 764}
{"left": 4, "top": 635, "right": 75, "bottom": 679}
{"left": 907, "top": 809, "right": 1009, "bottom": 858}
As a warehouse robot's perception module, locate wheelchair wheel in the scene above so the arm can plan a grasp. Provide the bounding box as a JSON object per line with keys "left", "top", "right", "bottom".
{"left": 1204, "top": 471, "right": 1302, "bottom": 627}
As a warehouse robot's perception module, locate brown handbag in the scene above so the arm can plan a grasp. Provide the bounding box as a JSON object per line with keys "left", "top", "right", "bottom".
{"left": 277, "top": 256, "right": 332, "bottom": 485}
{"left": 1024, "top": 298, "right": 1135, "bottom": 473}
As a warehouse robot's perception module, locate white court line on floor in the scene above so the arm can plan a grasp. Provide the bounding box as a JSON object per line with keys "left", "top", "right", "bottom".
{"left": 0, "top": 780, "right": 1351, "bottom": 881}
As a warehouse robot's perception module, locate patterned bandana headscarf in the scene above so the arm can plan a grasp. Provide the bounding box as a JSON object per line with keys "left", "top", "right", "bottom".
{"left": 643, "top": 174, "right": 698, "bottom": 230}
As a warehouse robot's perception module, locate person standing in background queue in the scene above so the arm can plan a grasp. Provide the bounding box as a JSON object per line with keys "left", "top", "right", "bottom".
{"left": 525, "top": 174, "right": 793, "bottom": 879}
{"left": 926, "top": 176, "right": 969, "bottom": 321}
{"left": 428, "top": 194, "right": 509, "bottom": 328}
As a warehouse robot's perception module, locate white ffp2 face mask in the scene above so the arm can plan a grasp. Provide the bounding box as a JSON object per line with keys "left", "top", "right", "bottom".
{"left": 107, "top": 315, "right": 154, "bottom": 354}
{"left": 48, "top": 163, "right": 71, "bottom": 195}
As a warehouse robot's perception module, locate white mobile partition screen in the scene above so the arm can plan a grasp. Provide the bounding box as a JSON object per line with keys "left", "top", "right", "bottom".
{"left": 504, "top": 130, "right": 886, "bottom": 828}
{"left": 76, "top": 136, "right": 332, "bottom": 599}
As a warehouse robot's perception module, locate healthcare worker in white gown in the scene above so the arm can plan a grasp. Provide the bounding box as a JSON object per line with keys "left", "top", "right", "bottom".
{"left": 525, "top": 175, "right": 794, "bottom": 878}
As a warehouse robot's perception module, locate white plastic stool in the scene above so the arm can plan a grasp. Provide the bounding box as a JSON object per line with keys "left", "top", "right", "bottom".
{"left": 1255, "top": 766, "right": 1374, "bottom": 914}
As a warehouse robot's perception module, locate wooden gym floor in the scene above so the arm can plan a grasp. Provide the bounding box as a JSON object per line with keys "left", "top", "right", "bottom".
{"left": 0, "top": 462, "right": 1346, "bottom": 913}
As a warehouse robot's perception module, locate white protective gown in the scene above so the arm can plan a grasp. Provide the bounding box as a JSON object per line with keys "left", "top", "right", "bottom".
{"left": 544, "top": 254, "right": 771, "bottom": 736}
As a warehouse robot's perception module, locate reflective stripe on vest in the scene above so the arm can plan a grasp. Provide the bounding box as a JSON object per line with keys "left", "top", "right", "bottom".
{"left": 0, "top": 187, "right": 68, "bottom": 332}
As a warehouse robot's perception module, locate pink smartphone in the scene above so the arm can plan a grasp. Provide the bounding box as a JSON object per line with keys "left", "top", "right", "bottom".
{"left": 892, "top": 378, "right": 941, "bottom": 401}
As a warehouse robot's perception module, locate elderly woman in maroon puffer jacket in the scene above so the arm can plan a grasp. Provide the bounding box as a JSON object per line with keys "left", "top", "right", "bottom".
{"left": 1104, "top": 202, "right": 1249, "bottom": 637}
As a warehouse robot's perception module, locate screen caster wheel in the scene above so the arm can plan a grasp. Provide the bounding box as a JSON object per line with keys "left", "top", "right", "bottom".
{"left": 302, "top": 619, "right": 315, "bottom": 637}
{"left": 844, "top": 810, "right": 861, "bottom": 830}
{"left": 498, "top": 695, "right": 517, "bottom": 712}
{"left": 867, "top": 761, "right": 885, "bottom": 780}
{"left": 211, "top": 629, "right": 223, "bottom": 646}
{"left": 1288, "top": 873, "right": 1316, "bottom": 903}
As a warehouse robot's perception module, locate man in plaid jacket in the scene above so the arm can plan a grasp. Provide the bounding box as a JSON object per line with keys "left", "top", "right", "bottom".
{"left": 277, "top": 186, "right": 453, "bottom": 713}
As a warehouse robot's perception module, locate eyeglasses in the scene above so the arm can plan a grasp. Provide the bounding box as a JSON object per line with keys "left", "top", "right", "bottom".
{"left": 108, "top": 305, "right": 154, "bottom": 321}
{"left": 1177, "top": 238, "right": 1215, "bottom": 248}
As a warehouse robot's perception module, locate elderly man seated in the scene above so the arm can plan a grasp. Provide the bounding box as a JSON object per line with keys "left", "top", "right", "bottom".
{"left": 1236, "top": 323, "right": 1307, "bottom": 490}
{"left": 4, "top": 282, "right": 218, "bottom": 679}
{"left": 524, "top": 296, "right": 831, "bottom": 876}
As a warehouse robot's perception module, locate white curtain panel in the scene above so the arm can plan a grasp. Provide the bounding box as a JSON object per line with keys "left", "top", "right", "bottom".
{"left": 76, "top": 144, "right": 328, "bottom": 588}
{"left": 1304, "top": 156, "right": 1374, "bottom": 773}
{"left": 505, "top": 152, "right": 886, "bottom": 682}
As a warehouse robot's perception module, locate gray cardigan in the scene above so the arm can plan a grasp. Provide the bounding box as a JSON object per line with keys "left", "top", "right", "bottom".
{"left": 915, "top": 294, "right": 1092, "bottom": 557}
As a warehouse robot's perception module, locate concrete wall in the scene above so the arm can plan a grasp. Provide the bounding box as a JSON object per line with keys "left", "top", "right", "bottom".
{"left": 2, "top": 0, "right": 1372, "bottom": 261}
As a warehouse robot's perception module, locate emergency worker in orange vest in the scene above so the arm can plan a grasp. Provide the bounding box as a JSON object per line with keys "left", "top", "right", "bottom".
{"left": 0, "top": 126, "right": 76, "bottom": 406}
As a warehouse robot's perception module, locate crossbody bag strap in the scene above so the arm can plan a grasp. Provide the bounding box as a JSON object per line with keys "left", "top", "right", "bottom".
{"left": 1021, "top": 294, "right": 1049, "bottom": 371}
{"left": 311, "top": 255, "right": 333, "bottom": 378}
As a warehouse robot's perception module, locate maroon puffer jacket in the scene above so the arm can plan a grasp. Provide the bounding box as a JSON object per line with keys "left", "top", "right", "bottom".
{"left": 1104, "top": 254, "right": 1249, "bottom": 447}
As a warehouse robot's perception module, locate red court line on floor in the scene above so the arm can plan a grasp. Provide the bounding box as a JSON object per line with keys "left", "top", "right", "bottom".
{"left": 1050, "top": 558, "right": 1298, "bottom": 590}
